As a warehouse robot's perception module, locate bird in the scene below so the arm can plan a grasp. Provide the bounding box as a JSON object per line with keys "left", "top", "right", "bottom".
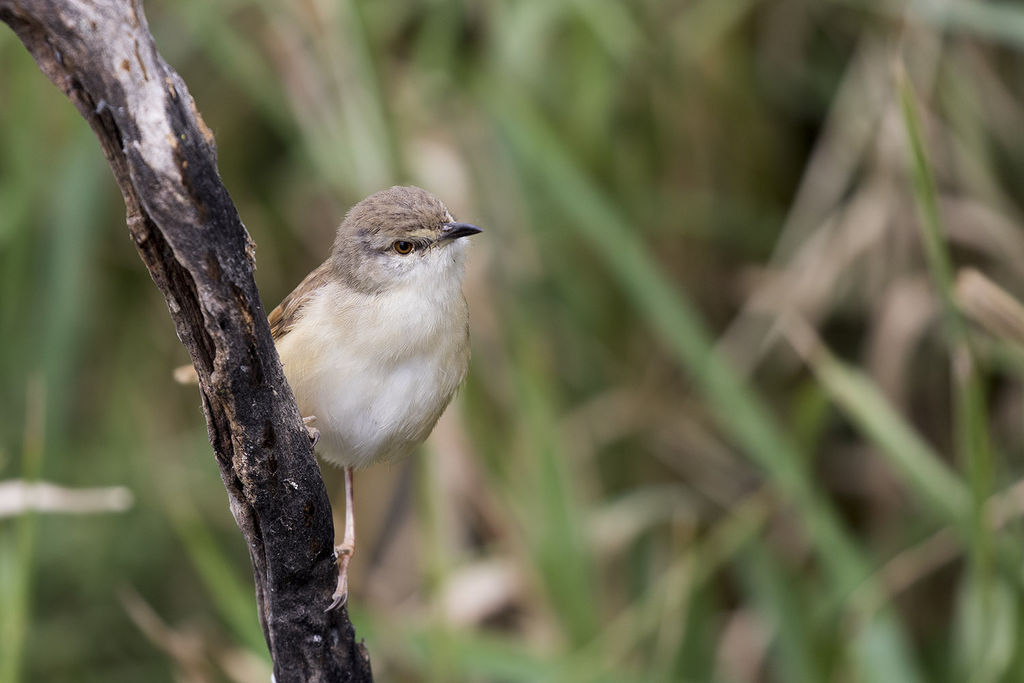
{"left": 178, "top": 185, "right": 481, "bottom": 610}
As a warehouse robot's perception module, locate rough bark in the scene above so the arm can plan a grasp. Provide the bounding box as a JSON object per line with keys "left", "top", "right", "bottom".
{"left": 0, "top": 1, "right": 373, "bottom": 680}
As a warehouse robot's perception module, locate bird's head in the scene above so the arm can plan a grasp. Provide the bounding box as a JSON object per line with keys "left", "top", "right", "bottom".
{"left": 331, "top": 185, "right": 482, "bottom": 294}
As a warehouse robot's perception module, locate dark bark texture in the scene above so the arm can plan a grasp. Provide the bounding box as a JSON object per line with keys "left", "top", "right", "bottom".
{"left": 0, "top": 1, "right": 373, "bottom": 680}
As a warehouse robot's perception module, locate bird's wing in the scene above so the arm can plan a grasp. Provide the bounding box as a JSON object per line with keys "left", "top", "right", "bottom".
{"left": 268, "top": 260, "right": 333, "bottom": 341}
{"left": 173, "top": 261, "right": 332, "bottom": 384}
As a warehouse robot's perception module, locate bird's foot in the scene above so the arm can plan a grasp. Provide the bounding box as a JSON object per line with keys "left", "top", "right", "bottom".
{"left": 302, "top": 415, "right": 320, "bottom": 448}
{"left": 326, "top": 467, "right": 356, "bottom": 612}
{"left": 325, "top": 544, "right": 353, "bottom": 612}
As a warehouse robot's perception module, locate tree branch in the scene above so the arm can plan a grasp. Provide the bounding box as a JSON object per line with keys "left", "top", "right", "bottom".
{"left": 0, "top": 1, "right": 373, "bottom": 680}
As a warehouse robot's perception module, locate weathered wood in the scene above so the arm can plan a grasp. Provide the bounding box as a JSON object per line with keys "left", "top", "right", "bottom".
{"left": 0, "top": 1, "right": 373, "bottom": 680}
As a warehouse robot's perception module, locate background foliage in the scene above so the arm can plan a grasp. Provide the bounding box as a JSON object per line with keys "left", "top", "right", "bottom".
{"left": 5, "top": 0, "right": 1024, "bottom": 681}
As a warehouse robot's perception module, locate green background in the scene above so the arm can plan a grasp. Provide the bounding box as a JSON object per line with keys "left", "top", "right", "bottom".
{"left": 4, "top": 1, "right": 1024, "bottom": 681}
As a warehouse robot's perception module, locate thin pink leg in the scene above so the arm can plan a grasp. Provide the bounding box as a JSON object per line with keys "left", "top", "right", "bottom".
{"left": 326, "top": 467, "right": 355, "bottom": 611}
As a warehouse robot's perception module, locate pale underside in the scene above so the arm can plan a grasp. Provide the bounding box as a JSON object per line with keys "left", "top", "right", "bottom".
{"left": 269, "top": 247, "right": 471, "bottom": 469}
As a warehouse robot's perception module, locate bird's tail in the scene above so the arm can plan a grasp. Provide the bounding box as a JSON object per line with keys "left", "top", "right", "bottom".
{"left": 173, "top": 364, "right": 200, "bottom": 385}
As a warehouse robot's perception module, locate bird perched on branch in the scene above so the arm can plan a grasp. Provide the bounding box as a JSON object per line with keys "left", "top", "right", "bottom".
{"left": 178, "top": 185, "right": 481, "bottom": 609}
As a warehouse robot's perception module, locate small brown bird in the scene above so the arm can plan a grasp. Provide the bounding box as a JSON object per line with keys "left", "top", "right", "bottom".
{"left": 179, "top": 185, "right": 481, "bottom": 609}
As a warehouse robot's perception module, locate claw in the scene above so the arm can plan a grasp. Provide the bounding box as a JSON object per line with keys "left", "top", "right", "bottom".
{"left": 326, "top": 574, "right": 348, "bottom": 611}
{"left": 302, "top": 415, "right": 320, "bottom": 448}
{"left": 325, "top": 546, "right": 352, "bottom": 612}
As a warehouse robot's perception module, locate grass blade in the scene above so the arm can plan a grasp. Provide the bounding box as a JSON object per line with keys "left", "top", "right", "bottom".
{"left": 485, "top": 85, "right": 926, "bottom": 682}
{"left": 785, "top": 317, "right": 969, "bottom": 521}
{"left": 899, "top": 65, "right": 998, "bottom": 678}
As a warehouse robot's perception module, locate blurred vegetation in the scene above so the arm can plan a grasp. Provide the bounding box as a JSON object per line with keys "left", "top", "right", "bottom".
{"left": 5, "top": 0, "right": 1024, "bottom": 681}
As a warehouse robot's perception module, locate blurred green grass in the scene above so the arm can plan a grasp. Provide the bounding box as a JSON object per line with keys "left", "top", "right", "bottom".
{"left": 5, "top": 1, "right": 1024, "bottom": 681}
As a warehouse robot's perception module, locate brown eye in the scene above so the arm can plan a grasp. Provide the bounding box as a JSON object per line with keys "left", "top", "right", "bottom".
{"left": 393, "top": 240, "right": 415, "bottom": 255}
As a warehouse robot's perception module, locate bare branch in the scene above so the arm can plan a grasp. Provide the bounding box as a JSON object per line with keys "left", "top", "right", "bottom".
{"left": 0, "top": 1, "right": 373, "bottom": 680}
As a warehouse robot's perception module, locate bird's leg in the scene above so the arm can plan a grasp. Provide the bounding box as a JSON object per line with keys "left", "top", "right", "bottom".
{"left": 302, "top": 415, "right": 320, "bottom": 448}
{"left": 327, "top": 466, "right": 356, "bottom": 611}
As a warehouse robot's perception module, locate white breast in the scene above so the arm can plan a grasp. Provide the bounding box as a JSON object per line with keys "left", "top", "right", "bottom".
{"left": 275, "top": 277, "right": 470, "bottom": 469}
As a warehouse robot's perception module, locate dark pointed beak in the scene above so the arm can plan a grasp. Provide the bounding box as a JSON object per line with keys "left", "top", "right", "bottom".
{"left": 440, "top": 221, "right": 483, "bottom": 240}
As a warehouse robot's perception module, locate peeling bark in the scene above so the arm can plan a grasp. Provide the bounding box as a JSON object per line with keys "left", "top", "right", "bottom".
{"left": 0, "top": 1, "right": 373, "bottom": 680}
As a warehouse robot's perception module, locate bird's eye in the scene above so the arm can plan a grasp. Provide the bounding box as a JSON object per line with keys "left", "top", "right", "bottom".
{"left": 392, "top": 241, "right": 415, "bottom": 255}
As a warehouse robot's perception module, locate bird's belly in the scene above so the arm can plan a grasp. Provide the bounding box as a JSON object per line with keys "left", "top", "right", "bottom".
{"left": 286, "top": 348, "right": 463, "bottom": 469}
{"left": 274, "top": 278, "right": 469, "bottom": 469}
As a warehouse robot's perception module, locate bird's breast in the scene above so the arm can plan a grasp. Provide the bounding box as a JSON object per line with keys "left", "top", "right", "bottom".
{"left": 274, "top": 281, "right": 470, "bottom": 469}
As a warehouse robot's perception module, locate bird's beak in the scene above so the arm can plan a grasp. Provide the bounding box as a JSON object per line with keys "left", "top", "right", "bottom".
{"left": 440, "top": 222, "right": 483, "bottom": 240}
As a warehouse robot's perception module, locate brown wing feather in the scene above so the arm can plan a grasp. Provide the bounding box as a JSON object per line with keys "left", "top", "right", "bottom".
{"left": 174, "top": 261, "right": 332, "bottom": 384}
{"left": 268, "top": 261, "right": 333, "bottom": 340}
